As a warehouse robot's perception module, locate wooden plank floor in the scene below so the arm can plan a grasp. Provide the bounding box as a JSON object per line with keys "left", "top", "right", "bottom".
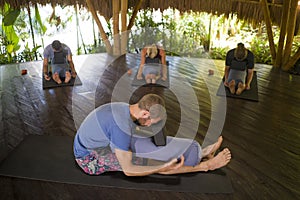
{"left": 0, "top": 53, "right": 299, "bottom": 199}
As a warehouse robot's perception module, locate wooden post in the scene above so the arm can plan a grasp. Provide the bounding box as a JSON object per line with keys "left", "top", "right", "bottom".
{"left": 282, "top": 0, "right": 298, "bottom": 67}
{"left": 127, "top": 0, "right": 143, "bottom": 31}
{"left": 121, "top": 0, "right": 128, "bottom": 55}
{"left": 261, "top": 0, "right": 276, "bottom": 63}
{"left": 113, "top": 0, "right": 120, "bottom": 56}
{"left": 283, "top": 47, "right": 300, "bottom": 70}
{"left": 86, "top": 0, "right": 112, "bottom": 54}
{"left": 274, "top": 0, "right": 290, "bottom": 68}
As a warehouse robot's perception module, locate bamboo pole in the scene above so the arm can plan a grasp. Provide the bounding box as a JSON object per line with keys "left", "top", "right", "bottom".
{"left": 274, "top": 0, "right": 290, "bottom": 68}
{"left": 127, "top": 0, "right": 143, "bottom": 31}
{"left": 283, "top": 47, "right": 300, "bottom": 70}
{"left": 27, "top": 3, "right": 37, "bottom": 60}
{"left": 282, "top": 0, "right": 298, "bottom": 67}
{"left": 112, "top": 0, "right": 120, "bottom": 55}
{"left": 121, "top": 0, "right": 128, "bottom": 55}
{"left": 86, "top": 0, "right": 112, "bottom": 54}
{"left": 260, "top": 0, "right": 276, "bottom": 64}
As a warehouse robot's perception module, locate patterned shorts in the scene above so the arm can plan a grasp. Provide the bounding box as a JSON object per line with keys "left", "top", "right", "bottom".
{"left": 75, "top": 147, "right": 145, "bottom": 175}
{"left": 75, "top": 147, "right": 122, "bottom": 175}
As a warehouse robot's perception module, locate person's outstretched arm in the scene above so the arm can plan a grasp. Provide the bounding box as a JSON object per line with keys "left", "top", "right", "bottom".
{"left": 246, "top": 69, "right": 254, "bottom": 90}
{"left": 43, "top": 58, "right": 51, "bottom": 81}
{"left": 137, "top": 48, "right": 147, "bottom": 80}
{"left": 67, "top": 54, "right": 77, "bottom": 78}
{"left": 115, "top": 148, "right": 184, "bottom": 176}
{"left": 159, "top": 148, "right": 231, "bottom": 175}
{"left": 224, "top": 66, "right": 230, "bottom": 87}
{"left": 159, "top": 48, "right": 167, "bottom": 81}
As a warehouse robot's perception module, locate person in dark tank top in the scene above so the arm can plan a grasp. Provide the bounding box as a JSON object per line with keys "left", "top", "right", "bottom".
{"left": 43, "top": 40, "right": 77, "bottom": 84}
{"left": 224, "top": 43, "right": 255, "bottom": 95}
{"left": 134, "top": 44, "right": 168, "bottom": 84}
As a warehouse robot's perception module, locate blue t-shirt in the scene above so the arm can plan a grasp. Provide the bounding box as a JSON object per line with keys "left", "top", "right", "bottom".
{"left": 73, "top": 102, "right": 133, "bottom": 158}
{"left": 43, "top": 43, "right": 72, "bottom": 61}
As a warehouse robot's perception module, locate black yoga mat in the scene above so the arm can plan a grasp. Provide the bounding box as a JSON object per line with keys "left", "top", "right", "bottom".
{"left": 131, "top": 67, "right": 170, "bottom": 88}
{"left": 0, "top": 135, "right": 233, "bottom": 194}
{"left": 216, "top": 71, "right": 259, "bottom": 102}
{"left": 42, "top": 75, "right": 82, "bottom": 89}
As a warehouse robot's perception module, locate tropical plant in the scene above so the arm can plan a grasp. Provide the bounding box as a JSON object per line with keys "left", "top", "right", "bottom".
{"left": 1, "top": 3, "right": 21, "bottom": 63}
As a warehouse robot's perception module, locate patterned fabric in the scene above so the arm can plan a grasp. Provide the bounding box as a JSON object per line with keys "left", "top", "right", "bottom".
{"left": 75, "top": 146, "right": 145, "bottom": 175}
{"left": 75, "top": 147, "right": 122, "bottom": 175}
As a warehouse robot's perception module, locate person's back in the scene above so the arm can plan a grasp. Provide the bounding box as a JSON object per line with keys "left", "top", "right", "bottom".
{"left": 73, "top": 102, "right": 132, "bottom": 159}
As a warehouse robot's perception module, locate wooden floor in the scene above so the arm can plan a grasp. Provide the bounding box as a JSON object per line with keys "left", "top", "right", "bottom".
{"left": 0, "top": 53, "right": 299, "bottom": 199}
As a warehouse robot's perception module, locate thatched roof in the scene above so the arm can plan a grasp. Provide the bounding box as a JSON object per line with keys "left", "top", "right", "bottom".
{"left": 0, "top": 0, "right": 285, "bottom": 25}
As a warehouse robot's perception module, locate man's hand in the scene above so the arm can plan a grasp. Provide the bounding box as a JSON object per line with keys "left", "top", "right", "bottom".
{"left": 71, "top": 71, "right": 77, "bottom": 78}
{"left": 158, "top": 156, "right": 184, "bottom": 173}
{"left": 137, "top": 74, "right": 143, "bottom": 80}
{"left": 44, "top": 72, "right": 51, "bottom": 81}
{"left": 246, "top": 84, "right": 251, "bottom": 90}
{"left": 224, "top": 80, "right": 229, "bottom": 87}
{"left": 161, "top": 76, "right": 167, "bottom": 81}
{"left": 127, "top": 69, "right": 132, "bottom": 75}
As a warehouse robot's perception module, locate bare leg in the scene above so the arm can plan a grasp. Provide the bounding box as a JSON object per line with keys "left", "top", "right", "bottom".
{"left": 201, "top": 136, "right": 223, "bottom": 159}
{"left": 159, "top": 148, "right": 231, "bottom": 174}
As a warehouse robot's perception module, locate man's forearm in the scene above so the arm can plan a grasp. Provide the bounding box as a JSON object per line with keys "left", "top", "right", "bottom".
{"left": 246, "top": 71, "right": 254, "bottom": 85}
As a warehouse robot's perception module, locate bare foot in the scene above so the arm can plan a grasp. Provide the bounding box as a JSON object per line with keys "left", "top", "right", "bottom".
{"left": 206, "top": 148, "right": 231, "bottom": 170}
{"left": 53, "top": 73, "right": 62, "bottom": 84}
{"left": 202, "top": 136, "right": 223, "bottom": 159}
{"left": 65, "top": 71, "right": 71, "bottom": 83}
{"left": 229, "top": 80, "right": 236, "bottom": 94}
{"left": 236, "top": 82, "right": 246, "bottom": 95}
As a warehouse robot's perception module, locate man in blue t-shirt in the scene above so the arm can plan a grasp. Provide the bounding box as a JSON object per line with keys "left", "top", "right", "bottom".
{"left": 73, "top": 93, "right": 231, "bottom": 176}
{"left": 43, "top": 40, "right": 77, "bottom": 84}
{"left": 224, "top": 43, "right": 255, "bottom": 95}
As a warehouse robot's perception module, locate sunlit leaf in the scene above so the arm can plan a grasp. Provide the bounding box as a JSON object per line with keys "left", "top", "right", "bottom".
{"left": 3, "top": 10, "right": 20, "bottom": 26}
{"left": 35, "top": 4, "right": 47, "bottom": 34}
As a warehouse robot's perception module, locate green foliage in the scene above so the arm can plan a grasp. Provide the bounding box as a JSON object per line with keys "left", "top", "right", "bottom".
{"left": 16, "top": 43, "right": 42, "bottom": 62}
{"left": 1, "top": 3, "right": 21, "bottom": 63}
{"left": 209, "top": 47, "right": 229, "bottom": 60}
{"left": 34, "top": 4, "right": 47, "bottom": 35}
{"left": 3, "top": 9, "right": 20, "bottom": 26}
{"left": 250, "top": 35, "right": 272, "bottom": 65}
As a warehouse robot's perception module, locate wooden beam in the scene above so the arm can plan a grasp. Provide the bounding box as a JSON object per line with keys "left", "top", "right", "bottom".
{"left": 113, "top": 0, "right": 121, "bottom": 55}
{"left": 121, "top": 0, "right": 128, "bottom": 55}
{"left": 86, "top": 0, "right": 112, "bottom": 54}
{"left": 260, "top": 0, "right": 276, "bottom": 63}
{"left": 233, "top": 0, "right": 282, "bottom": 7}
{"left": 127, "top": 0, "right": 143, "bottom": 31}
{"left": 282, "top": 0, "right": 298, "bottom": 67}
{"left": 274, "top": 0, "right": 290, "bottom": 68}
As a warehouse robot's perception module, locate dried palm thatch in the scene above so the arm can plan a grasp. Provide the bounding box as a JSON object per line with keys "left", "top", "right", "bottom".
{"left": 0, "top": 0, "right": 286, "bottom": 25}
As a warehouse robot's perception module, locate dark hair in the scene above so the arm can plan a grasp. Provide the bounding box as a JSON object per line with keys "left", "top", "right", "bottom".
{"left": 138, "top": 94, "right": 166, "bottom": 120}
{"left": 234, "top": 43, "right": 248, "bottom": 61}
{"left": 52, "top": 40, "right": 62, "bottom": 51}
